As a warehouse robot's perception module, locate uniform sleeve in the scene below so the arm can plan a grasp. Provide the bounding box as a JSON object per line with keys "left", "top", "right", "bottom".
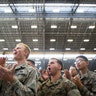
{"left": 68, "top": 89, "right": 81, "bottom": 96}
{"left": 78, "top": 74, "right": 96, "bottom": 96}
{"left": 11, "top": 69, "right": 37, "bottom": 96}
{"left": 66, "top": 81, "right": 81, "bottom": 96}
{"left": 79, "top": 85, "right": 96, "bottom": 96}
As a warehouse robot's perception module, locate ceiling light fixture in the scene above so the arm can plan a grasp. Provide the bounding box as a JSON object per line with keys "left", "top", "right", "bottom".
{"left": 50, "top": 39, "right": 56, "bottom": 42}
{"left": 49, "top": 48, "right": 55, "bottom": 50}
{"left": 3, "top": 48, "right": 8, "bottom": 50}
{"left": 33, "top": 39, "right": 38, "bottom": 42}
{"left": 15, "top": 39, "right": 21, "bottom": 42}
{"left": 93, "top": 48, "right": 96, "bottom": 50}
{"left": 0, "top": 39, "right": 5, "bottom": 42}
{"left": 83, "top": 39, "right": 89, "bottom": 42}
{"left": 12, "top": 25, "right": 18, "bottom": 29}
{"left": 51, "top": 25, "right": 57, "bottom": 28}
{"left": 89, "top": 25, "right": 95, "bottom": 29}
{"left": 80, "top": 48, "right": 85, "bottom": 50}
{"left": 31, "top": 25, "right": 37, "bottom": 28}
{"left": 67, "top": 39, "right": 73, "bottom": 42}
{"left": 71, "top": 25, "right": 77, "bottom": 29}
{"left": 33, "top": 48, "right": 39, "bottom": 50}
{"left": 65, "top": 48, "right": 71, "bottom": 50}
{"left": 4, "top": 8, "right": 12, "bottom": 13}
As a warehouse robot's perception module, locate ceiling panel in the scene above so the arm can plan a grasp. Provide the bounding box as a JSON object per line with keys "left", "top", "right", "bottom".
{"left": 0, "top": 0, "right": 95, "bottom": 55}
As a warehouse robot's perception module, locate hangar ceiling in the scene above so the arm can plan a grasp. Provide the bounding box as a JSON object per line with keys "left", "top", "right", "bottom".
{"left": 0, "top": 0, "right": 96, "bottom": 55}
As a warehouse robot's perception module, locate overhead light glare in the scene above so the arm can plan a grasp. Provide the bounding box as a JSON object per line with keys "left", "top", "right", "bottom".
{"left": 67, "top": 39, "right": 73, "bottom": 42}
{"left": 89, "top": 26, "right": 95, "bottom": 29}
{"left": 80, "top": 48, "right": 85, "bottom": 50}
{"left": 76, "top": 9, "right": 84, "bottom": 13}
{"left": 33, "top": 39, "right": 38, "bottom": 42}
{"left": 3, "top": 48, "right": 8, "bottom": 50}
{"left": 83, "top": 39, "right": 90, "bottom": 42}
{"left": 31, "top": 25, "right": 37, "bottom": 28}
{"left": 12, "top": 25, "right": 18, "bottom": 29}
{"left": 15, "top": 39, "right": 21, "bottom": 42}
{"left": 79, "top": 4, "right": 96, "bottom": 7}
{"left": 33, "top": 48, "right": 39, "bottom": 50}
{"left": 50, "top": 39, "right": 56, "bottom": 42}
{"left": 0, "top": 4, "right": 9, "bottom": 7}
{"left": 0, "top": 39, "right": 5, "bottom": 42}
{"left": 94, "top": 48, "right": 96, "bottom": 50}
{"left": 65, "top": 48, "right": 71, "bottom": 50}
{"left": 71, "top": 25, "right": 77, "bottom": 29}
{"left": 49, "top": 48, "right": 55, "bottom": 50}
{"left": 4, "top": 9, "right": 12, "bottom": 13}
{"left": 51, "top": 25, "right": 57, "bottom": 28}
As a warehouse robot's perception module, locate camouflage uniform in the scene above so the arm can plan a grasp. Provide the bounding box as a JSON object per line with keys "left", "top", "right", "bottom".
{"left": 0, "top": 62, "right": 37, "bottom": 96}
{"left": 78, "top": 70, "right": 96, "bottom": 96}
{"left": 38, "top": 76, "right": 46, "bottom": 86}
{"left": 37, "top": 76, "right": 81, "bottom": 96}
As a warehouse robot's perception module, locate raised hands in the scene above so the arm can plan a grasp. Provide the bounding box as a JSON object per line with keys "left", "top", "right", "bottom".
{"left": 0, "top": 57, "right": 6, "bottom": 67}
{"left": 0, "top": 57, "right": 17, "bottom": 84}
{"left": 62, "top": 69, "right": 71, "bottom": 80}
{"left": 0, "top": 64, "right": 17, "bottom": 84}
{"left": 41, "top": 69, "right": 49, "bottom": 80}
{"left": 72, "top": 76, "right": 83, "bottom": 89}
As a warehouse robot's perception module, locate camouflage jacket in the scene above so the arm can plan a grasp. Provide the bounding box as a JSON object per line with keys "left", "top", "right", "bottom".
{"left": 37, "top": 76, "right": 81, "bottom": 96}
{"left": 78, "top": 70, "right": 96, "bottom": 96}
{"left": 0, "top": 62, "right": 37, "bottom": 96}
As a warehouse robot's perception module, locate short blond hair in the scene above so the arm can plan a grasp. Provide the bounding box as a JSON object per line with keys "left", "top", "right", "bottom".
{"left": 16, "top": 43, "right": 31, "bottom": 58}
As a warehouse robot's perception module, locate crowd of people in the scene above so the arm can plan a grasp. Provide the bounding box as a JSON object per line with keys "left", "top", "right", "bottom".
{"left": 0, "top": 43, "right": 96, "bottom": 96}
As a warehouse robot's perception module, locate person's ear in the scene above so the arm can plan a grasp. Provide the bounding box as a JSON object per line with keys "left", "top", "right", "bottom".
{"left": 24, "top": 50, "right": 28, "bottom": 58}
{"left": 58, "top": 64, "right": 62, "bottom": 70}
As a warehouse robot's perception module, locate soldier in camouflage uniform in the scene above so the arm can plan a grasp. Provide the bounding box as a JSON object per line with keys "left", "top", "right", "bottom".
{"left": 73, "top": 55, "right": 96, "bottom": 96}
{"left": 0, "top": 43, "right": 37, "bottom": 96}
{"left": 37, "top": 58, "right": 81, "bottom": 96}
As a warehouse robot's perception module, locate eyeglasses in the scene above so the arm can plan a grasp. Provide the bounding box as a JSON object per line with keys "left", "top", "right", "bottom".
{"left": 74, "top": 59, "right": 85, "bottom": 65}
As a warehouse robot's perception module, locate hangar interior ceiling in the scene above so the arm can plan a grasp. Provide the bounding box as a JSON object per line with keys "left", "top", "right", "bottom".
{"left": 0, "top": 0, "right": 96, "bottom": 70}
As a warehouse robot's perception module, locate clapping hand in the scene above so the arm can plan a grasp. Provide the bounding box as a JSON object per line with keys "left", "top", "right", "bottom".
{"left": 0, "top": 57, "right": 17, "bottom": 84}
{"left": 0, "top": 57, "right": 6, "bottom": 67}
{"left": 0, "top": 64, "right": 17, "bottom": 84}
{"left": 72, "top": 76, "right": 83, "bottom": 89}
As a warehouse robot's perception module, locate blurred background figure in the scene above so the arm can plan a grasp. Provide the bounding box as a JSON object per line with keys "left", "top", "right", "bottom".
{"left": 37, "top": 69, "right": 49, "bottom": 91}
{"left": 27, "top": 59, "right": 41, "bottom": 76}
{"left": 40, "top": 69, "right": 49, "bottom": 81}
{"left": 62, "top": 66, "right": 78, "bottom": 80}
{"left": 27, "top": 59, "right": 35, "bottom": 67}
{"left": 69, "top": 66, "right": 78, "bottom": 77}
